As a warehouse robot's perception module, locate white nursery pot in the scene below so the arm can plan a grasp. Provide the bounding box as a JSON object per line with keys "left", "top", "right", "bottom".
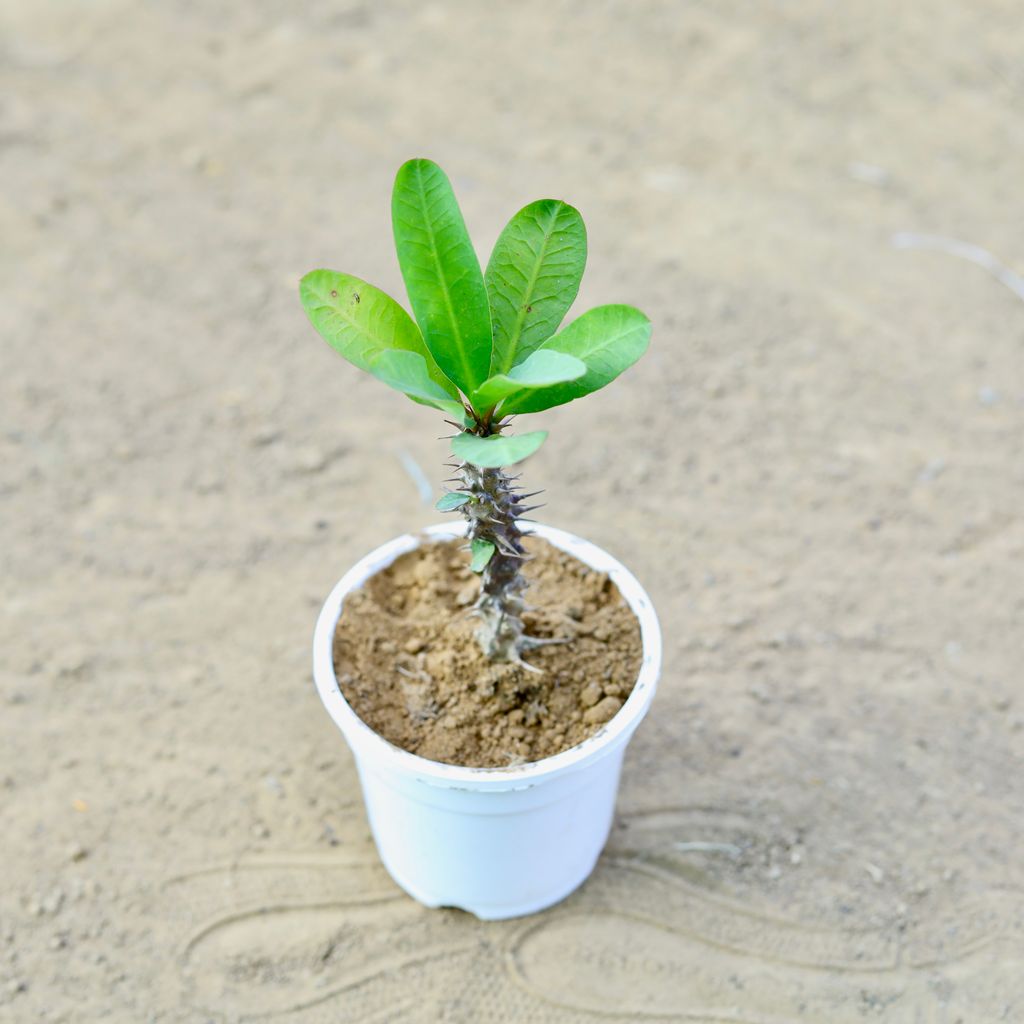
{"left": 312, "top": 522, "right": 661, "bottom": 920}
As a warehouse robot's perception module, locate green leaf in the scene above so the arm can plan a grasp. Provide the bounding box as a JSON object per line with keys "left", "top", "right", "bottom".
{"left": 435, "top": 491, "right": 472, "bottom": 512}
{"left": 368, "top": 350, "right": 465, "bottom": 414}
{"left": 472, "top": 350, "right": 586, "bottom": 409}
{"left": 406, "top": 394, "right": 468, "bottom": 418}
{"left": 392, "top": 159, "right": 492, "bottom": 395}
{"left": 486, "top": 199, "right": 587, "bottom": 374}
{"left": 451, "top": 430, "right": 548, "bottom": 468}
{"left": 469, "top": 538, "right": 496, "bottom": 573}
{"left": 299, "top": 269, "right": 458, "bottom": 398}
{"left": 500, "top": 305, "right": 651, "bottom": 415}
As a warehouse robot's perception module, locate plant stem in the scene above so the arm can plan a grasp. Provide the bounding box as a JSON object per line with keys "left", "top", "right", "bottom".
{"left": 459, "top": 461, "right": 530, "bottom": 662}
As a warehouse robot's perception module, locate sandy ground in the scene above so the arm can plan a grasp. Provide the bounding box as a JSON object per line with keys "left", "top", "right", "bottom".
{"left": 2, "top": 1, "right": 1023, "bottom": 1020}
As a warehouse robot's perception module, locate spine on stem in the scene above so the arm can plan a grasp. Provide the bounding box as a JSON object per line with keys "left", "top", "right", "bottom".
{"left": 459, "top": 462, "right": 531, "bottom": 662}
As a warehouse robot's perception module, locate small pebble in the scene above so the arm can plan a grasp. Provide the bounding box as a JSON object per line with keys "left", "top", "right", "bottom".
{"left": 41, "top": 889, "right": 64, "bottom": 915}
{"left": 250, "top": 426, "right": 281, "bottom": 447}
{"left": 67, "top": 843, "right": 87, "bottom": 863}
{"left": 54, "top": 652, "right": 91, "bottom": 679}
{"left": 582, "top": 696, "right": 623, "bottom": 726}
{"left": 293, "top": 447, "right": 327, "bottom": 474}
{"left": 846, "top": 161, "right": 889, "bottom": 186}
{"left": 579, "top": 682, "right": 603, "bottom": 708}
{"left": 917, "top": 457, "right": 946, "bottom": 483}
{"left": 403, "top": 637, "right": 425, "bottom": 655}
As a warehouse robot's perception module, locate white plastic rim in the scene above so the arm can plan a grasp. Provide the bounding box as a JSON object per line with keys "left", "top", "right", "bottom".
{"left": 313, "top": 521, "right": 662, "bottom": 918}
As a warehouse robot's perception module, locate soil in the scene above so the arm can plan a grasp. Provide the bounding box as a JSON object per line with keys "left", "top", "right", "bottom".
{"left": 332, "top": 535, "right": 643, "bottom": 767}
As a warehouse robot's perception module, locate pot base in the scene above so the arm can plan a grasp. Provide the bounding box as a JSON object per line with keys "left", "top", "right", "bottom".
{"left": 377, "top": 846, "right": 601, "bottom": 921}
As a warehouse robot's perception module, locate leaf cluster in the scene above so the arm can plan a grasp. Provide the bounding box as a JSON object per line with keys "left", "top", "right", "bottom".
{"left": 300, "top": 159, "right": 650, "bottom": 467}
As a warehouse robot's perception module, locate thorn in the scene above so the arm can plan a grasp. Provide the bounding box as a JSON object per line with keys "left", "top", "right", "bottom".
{"left": 496, "top": 547, "right": 527, "bottom": 560}
{"left": 517, "top": 504, "right": 545, "bottom": 514}
{"left": 521, "top": 635, "right": 573, "bottom": 650}
{"left": 512, "top": 655, "right": 543, "bottom": 675}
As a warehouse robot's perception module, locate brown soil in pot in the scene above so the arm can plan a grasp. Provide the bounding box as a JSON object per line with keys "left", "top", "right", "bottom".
{"left": 332, "top": 534, "right": 643, "bottom": 768}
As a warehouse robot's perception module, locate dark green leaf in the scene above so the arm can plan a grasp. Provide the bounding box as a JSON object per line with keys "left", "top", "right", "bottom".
{"left": 472, "top": 350, "right": 586, "bottom": 409}
{"left": 435, "top": 491, "right": 472, "bottom": 512}
{"left": 451, "top": 430, "right": 548, "bottom": 468}
{"left": 299, "top": 269, "right": 457, "bottom": 399}
{"left": 392, "top": 159, "right": 492, "bottom": 394}
{"left": 469, "top": 538, "right": 496, "bottom": 573}
{"left": 500, "top": 305, "right": 651, "bottom": 415}
{"left": 485, "top": 200, "right": 587, "bottom": 374}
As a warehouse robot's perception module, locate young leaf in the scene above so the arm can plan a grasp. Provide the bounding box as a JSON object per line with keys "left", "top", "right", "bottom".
{"left": 299, "top": 269, "right": 457, "bottom": 397}
{"left": 485, "top": 199, "right": 587, "bottom": 374}
{"left": 472, "top": 350, "right": 586, "bottom": 410}
{"left": 368, "top": 350, "right": 464, "bottom": 414}
{"left": 500, "top": 305, "right": 651, "bottom": 415}
{"left": 392, "top": 159, "right": 492, "bottom": 395}
{"left": 451, "top": 430, "right": 548, "bottom": 468}
{"left": 435, "top": 491, "right": 472, "bottom": 512}
{"left": 469, "top": 538, "right": 496, "bottom": 573}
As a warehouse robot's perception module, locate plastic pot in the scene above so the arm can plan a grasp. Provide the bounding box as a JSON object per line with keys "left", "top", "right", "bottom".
{"left": 312, "top": 522, "right": 661, "bottom": 920}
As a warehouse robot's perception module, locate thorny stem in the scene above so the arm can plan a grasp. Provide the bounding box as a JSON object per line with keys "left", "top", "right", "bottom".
{"left": 459, "top": 460, "right": 533, "bottom": 663}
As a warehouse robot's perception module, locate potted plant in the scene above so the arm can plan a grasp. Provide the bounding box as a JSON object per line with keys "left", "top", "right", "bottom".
{"left": 301, "top": 158, "right": 661, "bottom": 920}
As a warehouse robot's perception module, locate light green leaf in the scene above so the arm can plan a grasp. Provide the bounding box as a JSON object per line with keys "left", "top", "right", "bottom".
{"left": 299, "top": 270, "right": 457, "bottom": 399}
{"left": 406, "top": 394, "right": 469, "bottom": 418}
{"left": 296, "top": 268, "right": 456, "bottom": 407}
{"left": 469, "top": 538, "right": 496, "bottom": 573}
{"left": 486, "top": 199, "right": 587, "bottom": 374}
{"left": 436, "top": 491, "right": 472, "bottom": 512}
{"left": 451, "top": 430, "right": 548, "bottom": 468}
{"left": 392, "top": 159, "right": 492, "bottom": 395}
{"left": 500, "top": 305, "right": 651, "bottom": 415}
{"left": 472, "top": 350, "right": 586, "bottom": 409}
{"left": 368, "top": 350, "right": 465, "bottom": 414}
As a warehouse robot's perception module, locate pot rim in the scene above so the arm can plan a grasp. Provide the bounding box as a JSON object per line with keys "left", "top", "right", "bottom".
{"left": 313, "top": 522, "right": 661, "bottom": 791}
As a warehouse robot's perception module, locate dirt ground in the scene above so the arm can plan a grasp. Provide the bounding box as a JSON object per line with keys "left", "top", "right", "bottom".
{"left": 2, "top": 1, "right": 1022, "bottom": 1021}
